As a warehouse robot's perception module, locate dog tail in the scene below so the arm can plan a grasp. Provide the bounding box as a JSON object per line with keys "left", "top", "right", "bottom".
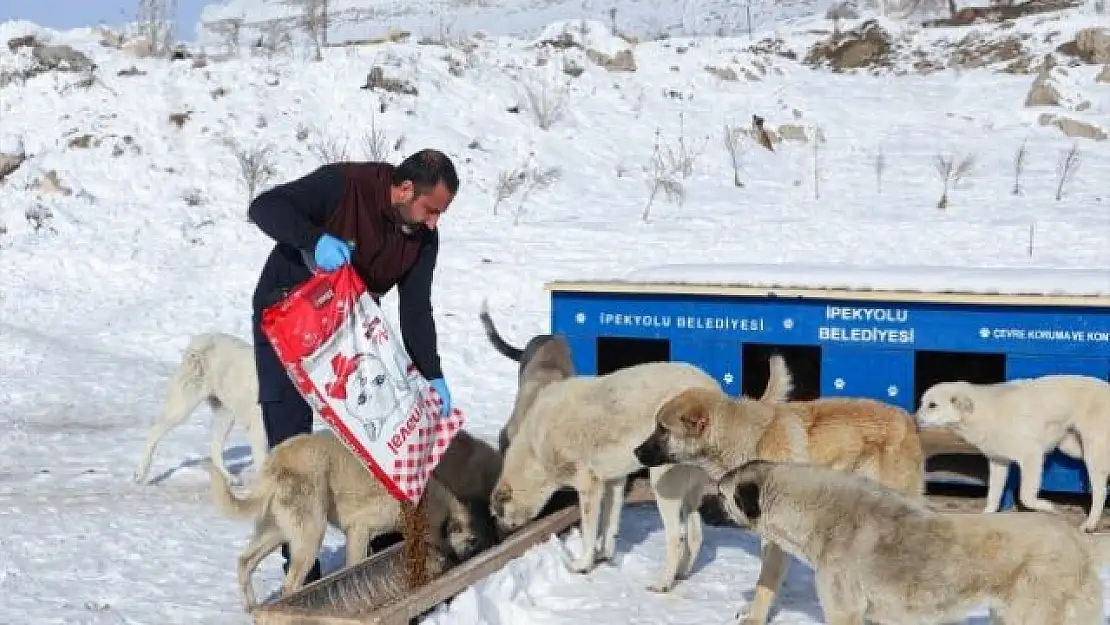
{"left": 759, "top": 353, "right": 793, "bottom": 403}
{"left": 202, "top": 460, "right": 268, "bottom": 520}
{"left": 175, "top": 333, "right": 220, "bottom": 389}
{"left": 479, "top": 298, "right": 524, "bottom": 362}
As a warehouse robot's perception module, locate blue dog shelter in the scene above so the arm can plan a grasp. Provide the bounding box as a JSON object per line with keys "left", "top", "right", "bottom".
{"left": 546, "top": 263, "right": 1110, "bottom": 508}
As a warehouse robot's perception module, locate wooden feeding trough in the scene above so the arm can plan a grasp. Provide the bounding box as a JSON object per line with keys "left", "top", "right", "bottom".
{"left": 251, "top": 481, "right": 657, "bottom": 624}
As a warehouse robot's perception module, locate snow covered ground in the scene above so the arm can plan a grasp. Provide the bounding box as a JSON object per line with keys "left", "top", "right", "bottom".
{"left": 1, "top": 0, "right": 1109, "bottom": 622}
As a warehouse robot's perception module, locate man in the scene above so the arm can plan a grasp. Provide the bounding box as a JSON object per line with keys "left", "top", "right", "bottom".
{"left": 247, "top": 149, "right": 459, "bottom": 584}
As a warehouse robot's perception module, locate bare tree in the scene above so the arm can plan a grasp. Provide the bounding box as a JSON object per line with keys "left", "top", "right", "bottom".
{"left": 933, "top": 152, "right": 975, "bottom": 210}
{"left": 294, "top": 0, "right": 329, "bottom": 61}
{"left": 1012, "top": 138, "right": 1027, "bottom": 196}
{"left": 206, "top": 17, "right": 243, "bottom": 56}
{"left": 723, "top": 123, "right": 746, "bottom": 187}
{"left": 1054, "top": 142, "right": 1081, "bottom": 201}
{"left": 642, "top": 129, "right": 687, "bottom": 222}
{"left": 137, "top": 0, "right": 179, "bottom": 58}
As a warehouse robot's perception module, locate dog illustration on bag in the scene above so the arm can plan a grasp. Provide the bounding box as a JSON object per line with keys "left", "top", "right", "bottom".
{"left": 303, "top": 295, "right": 426, "bottom": 446}
{"left": 322, "top": 351, "right": 395, "bottom": 442}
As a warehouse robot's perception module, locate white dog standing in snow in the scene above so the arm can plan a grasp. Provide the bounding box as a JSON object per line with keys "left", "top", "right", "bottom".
{"left": 133, "top": 332, "right": 270, "bottom": 484}
{"left": 916, "top": 374, "right": 1110, "bottom": 532}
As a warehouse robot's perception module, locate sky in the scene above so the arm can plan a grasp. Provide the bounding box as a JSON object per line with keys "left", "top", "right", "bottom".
{"left": 0, "top": 0, "right": 212, "bottom": 41}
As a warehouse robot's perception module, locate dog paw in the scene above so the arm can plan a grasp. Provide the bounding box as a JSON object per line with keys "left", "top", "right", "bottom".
{"left": 646, "top": 578, "right": 675, "bottom": 593}
{"left": 131, "top": 471, "right": 146, "bottom": 484}
{"left": 734, "top": 606, "right": 765, "bottom": 625}
{"left": 567, "top": 556, "right": 595, "bottom": 575}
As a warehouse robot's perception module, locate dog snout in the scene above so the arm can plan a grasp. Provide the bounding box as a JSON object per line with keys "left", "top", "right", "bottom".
{"left": 633, "top": 437, "right": 668, "bottom": 467}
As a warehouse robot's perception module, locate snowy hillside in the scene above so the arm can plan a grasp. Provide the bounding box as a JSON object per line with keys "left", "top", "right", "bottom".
{"left": 195, "top": 0, "right": 872, "bottom": 50}
{"left": 1, "top": 0, "right": 1110, "bottom": 622}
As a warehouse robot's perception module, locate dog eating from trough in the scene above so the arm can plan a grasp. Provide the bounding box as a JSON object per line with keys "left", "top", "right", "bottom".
{"left": 488, "top": 358, "right": 724, "bottom": 592}
{"left": 478, "top": 298, "right": 576, "bottom": 454}
{"left": 717, "top": 459, "right": 1110, "bottom": 624}
{"left": 204, "top": 430, "right": 492, "bottom": 610}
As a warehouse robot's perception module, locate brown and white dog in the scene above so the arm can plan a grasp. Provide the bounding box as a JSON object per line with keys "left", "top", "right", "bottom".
{"left": 634, "top": 354, "right": 924, "bottom": 625}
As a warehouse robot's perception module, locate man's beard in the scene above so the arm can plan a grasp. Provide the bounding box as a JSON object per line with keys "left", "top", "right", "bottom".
{"left": 392, "top": 201, "right": 420, "bottom": 232}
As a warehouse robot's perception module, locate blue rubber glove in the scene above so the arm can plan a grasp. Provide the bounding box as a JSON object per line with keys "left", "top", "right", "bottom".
{"left": 429, "top": 378, "right": 451, "bottom": 417}
{"left": 313, "top": 234, "right": 352, "bottom": 272}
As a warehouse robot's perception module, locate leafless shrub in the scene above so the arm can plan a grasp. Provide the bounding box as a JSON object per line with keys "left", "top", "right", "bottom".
{"left": 512, "top": 166, "right": 561, "bottom": 225}
{"left": 519, "top": 73, "right": 569, "bottom": 130}
{"left": 492, "top": 168, "right": 526, "bottom": 215}
{"left": 223, "top": 138, "right": 277, "bottom": 204}
{"left": 723, "top": 123, "right": 746, "bottom": 187}
{"left": 642, "top": 129, "right": 689, "bottom": 222}
{"left": 182, "top": 188, "right": 205, "bottom": 206}
{"left": 361, "top": 117, "right": 392, "bottom": 161}
{"left": 25, "top": 203, "right": 55, "bottom": 234}
{"left": 812, "top": 124, "right": 823, "bottom": 201}
{"left": 489, "top": 161, "right": 561, "bottom": 222}
{"left": 295, "top": 123, "right": 311, "bottom": 142}
{"left": 1012, "top": 138, "right": 1027, "bottom": 196}
{"left": 136, "top": 0, "right": 179, "bottom": 58}
{"left": 1054, "top": 142, "right": 1081, "bottom": 201}
{"left": 875, "top": 144, "right": 886, "bottom": 195}
{"left": 306, "top": 130, "right": 350, "bottom": 164}
{"left": 933, "top": 152, "right": 975, "bottom": 210}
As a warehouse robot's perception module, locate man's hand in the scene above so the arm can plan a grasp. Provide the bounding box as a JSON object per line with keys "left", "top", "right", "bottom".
{"left": 314, "top": 234, "right": 353, "bottom": 271}
{"left": 429, "top": 378, "right": 451, "bottom": 417}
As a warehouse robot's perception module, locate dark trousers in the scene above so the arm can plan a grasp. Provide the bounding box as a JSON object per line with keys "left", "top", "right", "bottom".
{"left": 252, "top": 313, "right": 322, "bottom": 585}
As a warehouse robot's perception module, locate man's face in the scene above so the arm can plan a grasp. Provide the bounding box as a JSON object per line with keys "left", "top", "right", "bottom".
{"left": 394, "top": 181, "right": 453, "bottom": 229}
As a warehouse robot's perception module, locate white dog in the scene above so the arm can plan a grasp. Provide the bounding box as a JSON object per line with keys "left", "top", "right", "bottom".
{"left": 490, "top": 360, "right": 721, "bottom": 592}
{"left": 916, "top": 375, "right": 1110, "bottom": 532}
{"left": 133, "top": 332, "right": 270, "bottom": 484}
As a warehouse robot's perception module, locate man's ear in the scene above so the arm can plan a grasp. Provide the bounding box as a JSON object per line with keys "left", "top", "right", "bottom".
{"left": 398, "top": 179, "right": 415, "bottom": 201}
{"left": 950, "top": 393, "right": 974, "bottom": 414}
{"left": 733, "top": 481, "right": 761, "bottom": 521}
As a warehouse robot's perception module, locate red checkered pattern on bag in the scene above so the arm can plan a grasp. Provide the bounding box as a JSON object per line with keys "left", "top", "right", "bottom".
{"left": 390, "top": 394, "right": 465, "bottom": 500}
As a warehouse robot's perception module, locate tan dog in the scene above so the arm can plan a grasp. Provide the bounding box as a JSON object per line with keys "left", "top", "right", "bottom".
{"left": 916, "top": 375, "right": 1110, "bottom": 532}
{"left": 490, "top": 360, "right": 723, "bottom": 592}
{"left": 204, "top": 430, "right": 491, "bottom": 610}
{"left": 718, "top": 459, "right": 1110, "bottom": 624}
{"left": 633, "top": 354, "right": 924, "bottom": 624}
{"left": 478, "top": 299, "right": 575, "bottom": 454}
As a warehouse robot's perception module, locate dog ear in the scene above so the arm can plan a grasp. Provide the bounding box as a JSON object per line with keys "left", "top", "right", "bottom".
{"left": 950, "top": 393, "right": 973, "bottom": 414}
{"left": 733, "top": 481, "right": 761, "bottom": 521}
{"left": 658, "top": 389, "right": 712, "bottom": 437}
